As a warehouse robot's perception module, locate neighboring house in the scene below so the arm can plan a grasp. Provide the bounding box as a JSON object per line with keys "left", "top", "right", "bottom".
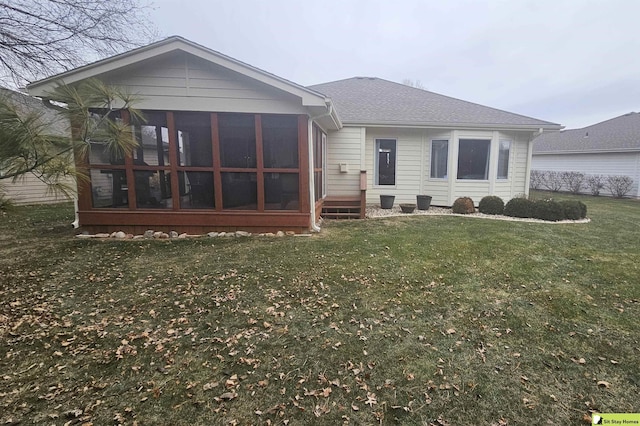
{"left": 532, "top": 113, "right": 640, "bottom": 197}
{"left": 0, "top": 88, "right": 73, "bottom": 205}
{"left": 26, "top": 36, "right": 560, "bottom": 233}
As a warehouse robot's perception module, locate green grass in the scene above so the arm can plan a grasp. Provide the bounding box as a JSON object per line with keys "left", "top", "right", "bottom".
{"left": 1, "top": 192, "right": 639, "bottom": 425}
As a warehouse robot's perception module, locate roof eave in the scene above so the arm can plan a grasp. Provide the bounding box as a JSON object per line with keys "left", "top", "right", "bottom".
{"left": 340, "top": 120, "right": 562, "bottom": 131}
{"left": 534, "top": 148, "right": 640, "bottom": 155}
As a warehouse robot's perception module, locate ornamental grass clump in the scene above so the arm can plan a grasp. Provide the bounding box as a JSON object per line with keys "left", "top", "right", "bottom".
{"left": 478, "top": 195, "right": 504, "bottom": 215}
{"left": 503, "top": 197, "right": 534, "bottom": 218}
{"left": 452, "top": 197, "right": 475, "bottom": 214}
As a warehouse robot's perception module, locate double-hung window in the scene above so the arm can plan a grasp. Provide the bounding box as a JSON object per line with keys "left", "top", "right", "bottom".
{"left": 430, "top": 140, "right": 449, "bottom": 179}
{"left": 497, "top": 140, "right": 511, "bottom": 179}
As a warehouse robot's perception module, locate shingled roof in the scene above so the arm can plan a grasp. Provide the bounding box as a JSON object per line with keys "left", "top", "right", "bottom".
{"left": 533, "top": 112, "right": 640, "bottom": 153}
{"left": 308, "top": 77, "right": 560, "bottom": 129}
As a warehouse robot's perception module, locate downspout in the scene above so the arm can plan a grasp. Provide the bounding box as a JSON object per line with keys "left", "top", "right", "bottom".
{"left": 524, "top": 128, "right": 544, "bottom": 198}
{"left": 307, "top": 102, "right": 334, "bottom": 232}
{"left": 41, "top": 99, "right": 80, "bottom": 229}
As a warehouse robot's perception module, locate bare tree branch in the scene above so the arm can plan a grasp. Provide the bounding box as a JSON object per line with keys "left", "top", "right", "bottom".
{"left": 0, "top": 0, "right": 158, "bottom": 87}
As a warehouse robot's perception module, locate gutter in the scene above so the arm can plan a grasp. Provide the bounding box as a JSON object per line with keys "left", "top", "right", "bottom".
{"left": 534, "top": 148, "right": 640, "bottom": 155}
{"left": 340, "top": 121, "right": 563, "bottom": 132}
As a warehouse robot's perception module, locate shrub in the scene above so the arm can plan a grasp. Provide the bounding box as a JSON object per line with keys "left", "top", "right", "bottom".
{"left": 605, "top": 175, "right": 634, "bottom": 198}
{"left": 504, "top": 197, "right": 534, "bottom": 218}
{"left": 561, "top": 171, "right": 585, "bottom": 194}
{"left": 530, "top": 170, "right": 545, "bottom": 190}
{"left": 478, "top": 195, "right": 504, "bottom": 215}
{"left": 586, "top": 174, "right": 604, "bottom": 196}
{"left": 0, "top": 192, "right": 14, "bottom": 212}
{"left": 532, "top": 199, "right": 564, "bottom": 221}
{"left": 578, "top": 201, "right": 587, "bottom": 218}
{"left": 542, "top": 171, "right": 563, "bottom": 192}
{"left": 558, "top": 200, "right": 582, "bottom": 220}
{"left": 452, "top": 197, "right": 475, "bottom": 214}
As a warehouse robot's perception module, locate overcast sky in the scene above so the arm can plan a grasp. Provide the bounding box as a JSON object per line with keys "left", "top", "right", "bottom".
{"left": 149, "top": 0, "right": 640, "bottom": 129}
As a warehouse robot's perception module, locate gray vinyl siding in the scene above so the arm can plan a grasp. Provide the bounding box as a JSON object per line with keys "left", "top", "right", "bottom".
{"left": 532, "top": 152, "right": 640, "bottom": 197}
{"left": 103, "top": 52, "right": 307, "bottom": 114}
{"left": 2, "top": 173, "right": 73, "bottom": 205}
{"left": 325, "top": 127, "right": 363, "bottom": 197}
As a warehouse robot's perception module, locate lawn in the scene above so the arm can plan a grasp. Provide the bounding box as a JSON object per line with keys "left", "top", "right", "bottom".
{"left": 1, "top": 192, "right": 639, "bottom": 425}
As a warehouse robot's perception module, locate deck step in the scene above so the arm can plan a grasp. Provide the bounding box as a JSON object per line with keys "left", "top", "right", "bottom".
{"left": 322, "top": 196, "right": 364, "bottom": 220}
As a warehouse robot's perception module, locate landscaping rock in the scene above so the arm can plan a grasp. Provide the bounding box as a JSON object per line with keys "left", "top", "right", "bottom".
{"left": 265, "top": 233, "right": 275, "bottom": 237}
{"left": 218, "top": 232, "right": 226, "bottom": 237}
{"left": 110, "top": 232, "right": 117, "bottom": 238}
{"left": 76, "top": 234, "right": 94, "bottom": 239}
{"left": 235, "top": 231, "right": 250, "bottom": 237}
{"left": 114, "top": 231, "right": 126, "bottom": 239}
{"left": 170, "top": 231, "right": 179, "bottom": 238}
{"left": 153, "top": 231, "right": 163, "bottom": 238}
{"left": 285, "top": 231, "right": 295, "bottom": 236}
{"left": 207, "top": 232, "right": 219, "bottom": 237}
{"left": 143, "top": 230, "right": 154, "bottom": 238}
{"left": 95, "top": 233, "right": 110, "bottom": 238}
{"left": 178, "top": 233, "right": 188, "bottom": 238}
{"left": 276, "top": 231, "right": 285, "bottom": 237}
{"left": 159, "top": 233, "right": 169, "bottom": 239}
{"left": 133, "top": 235, "right": 144, "bottom": 239}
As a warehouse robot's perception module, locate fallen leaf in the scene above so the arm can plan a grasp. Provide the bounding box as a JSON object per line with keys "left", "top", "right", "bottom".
{"left": 218, "top": 392, "right": 237, "bottom": 401}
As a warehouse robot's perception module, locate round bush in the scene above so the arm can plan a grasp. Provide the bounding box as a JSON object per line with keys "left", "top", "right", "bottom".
{"left": 559, "top": 200, "right": 582, "bottom": 220}
{"left": 478, "top": 195, "right": 505, "bottom": 215}
{"left": 504, "top": 198, "right": 534, "bottom": 218}
{"left": 452, "top": 197, "right": 475, "bottom": 214}
{"left": 532, "top": 199, "right": 564, "bottom": 221}
{"left": 578, "top": 201, "right": 587, "bottom": 218}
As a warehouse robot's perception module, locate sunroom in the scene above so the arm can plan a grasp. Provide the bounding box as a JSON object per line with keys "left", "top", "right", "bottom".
{"left": 27, "top": 37, "right": 339, "bottom": 234}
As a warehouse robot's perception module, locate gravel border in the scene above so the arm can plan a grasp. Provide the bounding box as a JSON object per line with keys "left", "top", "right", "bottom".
{"left": 366, "top": 205, "right": 590, "bottom": 224}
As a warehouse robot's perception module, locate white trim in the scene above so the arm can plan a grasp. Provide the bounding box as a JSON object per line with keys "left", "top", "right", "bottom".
{"left": 534, "top": 148, "right": 640, "bottom": 155}
{"left": 308, "top": 118, "right": 320, "bottom": 232}
{"left": 322, "top": 133, "right": 327, "bottom": 198}
{"left": 341, "top": 121, "right": 561, "bottom": 131}
{"left": 496, "top": 139, "right": 512, "bottom": 181}
{"left": 447, "top": 130, "right": 458, "bottom": 205}
{"left": 428, "top": 139, "right": 450, "bottom": 180}
{"left": 456, "top": 138, "right": 492, "bottom": 181}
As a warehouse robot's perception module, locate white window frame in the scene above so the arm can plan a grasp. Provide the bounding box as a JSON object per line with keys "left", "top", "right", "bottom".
{"left": 456, "top": 138, "right": 491, "bottom": 181}
{"left": 429, "top": 139, "right": 449, "bottom": 180}
{"left": 374, "top": 138, "right": 397, "bottom": 186}
{"left": 497, "top": 140, "right": 511, "bottom": 180}
{"left": 322, "top": 133, "right": 327, "bottom": 198}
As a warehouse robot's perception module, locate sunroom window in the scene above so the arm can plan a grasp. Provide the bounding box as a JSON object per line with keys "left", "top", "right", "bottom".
{"left": 497, "top": 140, "right": 511, "bottom": 179}
{"left": 430, "top": 140, "right": 448, "bottom": 179}
{"left": 457, "top": 139, "right": 490, "bottom": 180}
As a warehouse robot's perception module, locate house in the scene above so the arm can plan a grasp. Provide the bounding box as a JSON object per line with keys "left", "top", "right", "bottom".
{"left": 0, "top": 88, "right": 73, "bottom": 205}
{"left": 26, "top": 36, "right": 560, "bottom": 233}
{"left": 532, "top": 113, "right": 640, "bottom": 197}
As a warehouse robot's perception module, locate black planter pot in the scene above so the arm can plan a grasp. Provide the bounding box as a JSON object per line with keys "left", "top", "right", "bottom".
{"left": 400, "top": 203, "right": 416, "bottom": 213}
{"left": 380, "top": 195, "right": 395, "bottom": 209}
{"left": 417, "top": 195, "right": 432, "bottom": 210}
